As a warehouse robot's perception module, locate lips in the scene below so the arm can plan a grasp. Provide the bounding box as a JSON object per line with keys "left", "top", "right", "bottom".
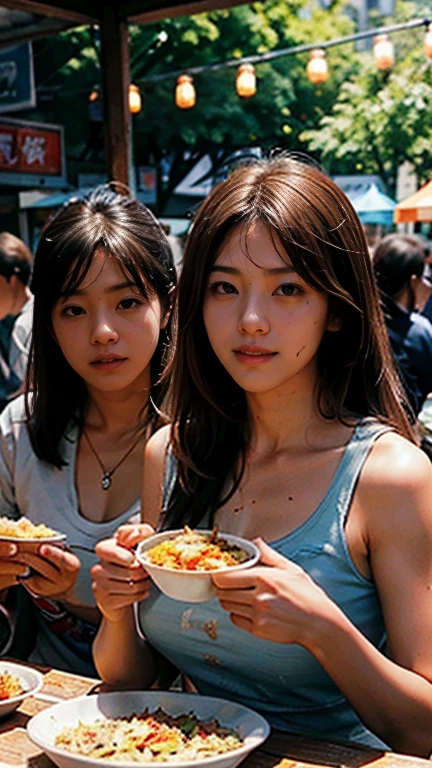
{"left": 233, "top": 346, "right": 277, "bottom": 366}
{"left": 90, "top": 355, "right": 127, "bottom": 371}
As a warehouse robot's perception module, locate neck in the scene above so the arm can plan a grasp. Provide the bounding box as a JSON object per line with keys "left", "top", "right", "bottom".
{"left": 11, "top": 285, "right": 31, "bottom": 316}
{"left": 84, "top": 378, "right": 152, "bottom": 435}
{"left": 245, "top": 368, "right": 328, "bottom": 456}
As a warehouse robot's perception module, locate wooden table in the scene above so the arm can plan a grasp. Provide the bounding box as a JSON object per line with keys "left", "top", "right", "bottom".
{"left": 0, "top": 666, "right": 431, "bottom": 768}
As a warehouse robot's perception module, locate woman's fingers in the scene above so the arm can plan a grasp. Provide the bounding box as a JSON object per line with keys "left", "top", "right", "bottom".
{"left": 91, "top": 560, "right": 149, "bottom": 585}
{"left": 116, "top": 524, "right": 155, "bottom": 549}
{"left": 95, "top": 537, "right": 137, "bottom": 567}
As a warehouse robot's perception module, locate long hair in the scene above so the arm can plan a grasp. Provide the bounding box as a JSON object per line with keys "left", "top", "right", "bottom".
{"left": 163, "top": 156, "right": 414, "bottom": 530}
{"left": 26, "top": 184, "right": 176, "bottom": 468}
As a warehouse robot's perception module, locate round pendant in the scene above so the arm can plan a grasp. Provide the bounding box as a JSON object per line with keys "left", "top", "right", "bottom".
{"left": 101, "top": 474, "right": 112, "bottom": 491}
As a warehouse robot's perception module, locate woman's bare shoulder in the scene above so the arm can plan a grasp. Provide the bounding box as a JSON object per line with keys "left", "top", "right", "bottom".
{"left": 142, "top": 424, "right": 172, "bottom": 527}
{"left": 358, "top": 430, "right": 432, "bottom": 537}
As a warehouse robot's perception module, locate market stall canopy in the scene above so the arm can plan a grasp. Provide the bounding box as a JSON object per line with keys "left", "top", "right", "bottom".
{"left": 351, "top": 183, "right": 396, "bottom": 226}
{"left": 393, "top": 179, "right": 432, "bottom": 224}
{"left": 0, "top": 0, "right": 249, "bottom": 186}
{"left": 0, "top": 0, "right": 248, "bottom": 47}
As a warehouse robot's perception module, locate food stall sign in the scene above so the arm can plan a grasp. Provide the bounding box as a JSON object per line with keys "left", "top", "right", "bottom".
{"left": 0, "top": 117, "right": 66, "bottom": 188}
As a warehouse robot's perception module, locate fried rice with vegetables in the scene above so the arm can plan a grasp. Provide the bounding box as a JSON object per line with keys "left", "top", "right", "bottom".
{"left": 55, "top": 708, "right": 243, "bottom": 762}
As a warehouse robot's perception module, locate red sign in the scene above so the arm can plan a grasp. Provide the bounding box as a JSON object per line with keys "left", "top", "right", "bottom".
{"left": 0, "top": 121, "right": 62, "bottom": 175}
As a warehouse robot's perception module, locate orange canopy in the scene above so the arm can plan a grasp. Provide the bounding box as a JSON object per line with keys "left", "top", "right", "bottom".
{"left": 394, "top": 179, "right": 432, "bottom": 223}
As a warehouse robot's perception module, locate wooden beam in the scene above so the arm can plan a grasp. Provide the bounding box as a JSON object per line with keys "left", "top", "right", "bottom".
{"left": 0, "top": 0, "right": 94, "bottom": 23}
{"left": 126, "top": 0, "right": 250, "bottom": 23}
{"left": 0, "top": 18, "right": 74, "bottom": 49}
{"left": 100, "top": 3, "right": 130, "bottom": 188}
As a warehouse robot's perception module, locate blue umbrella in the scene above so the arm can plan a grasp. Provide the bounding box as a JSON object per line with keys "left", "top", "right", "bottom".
{"left": 352, "top": 183, "right": 396, "bottom": 225}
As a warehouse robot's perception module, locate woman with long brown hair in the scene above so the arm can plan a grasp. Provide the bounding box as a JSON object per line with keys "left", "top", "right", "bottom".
{"left": 0, "top": 184, "right": 175, "bottom": 674}
{"left": 92, "top": 158, "right": 432, "bottom": 755}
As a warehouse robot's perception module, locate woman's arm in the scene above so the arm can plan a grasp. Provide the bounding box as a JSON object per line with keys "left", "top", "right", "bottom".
{"left": 92, "top": 427, "right": 171, "bottom": 688}
{"left": 91, "top": 535, "right": 156, "bottom": 688}
{"left": 214, "top": 435, "right": 432, "bottom": 757}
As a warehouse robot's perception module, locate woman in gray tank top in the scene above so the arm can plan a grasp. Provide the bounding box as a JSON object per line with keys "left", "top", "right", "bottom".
{"left": 0, "top": 185, "right": 176, "bottom": 675}
{"left": 92, "top": 157, "right": 432, "bottom": 756}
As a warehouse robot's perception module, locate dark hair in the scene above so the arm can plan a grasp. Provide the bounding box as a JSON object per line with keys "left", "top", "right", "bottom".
{"left": 26, "top": 184, "right": 176, "bottom": 468}
{"left": 0, "top": 232, "right": 32, "bottom": 286}
{"left": 373, "top": 234, "right": 426, "bottom": 297}
{"left": 163, "top": 156, "right": 414, "bottom": 530}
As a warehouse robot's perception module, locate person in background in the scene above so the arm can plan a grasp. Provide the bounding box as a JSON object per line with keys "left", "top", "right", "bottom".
{"left": 92, "top": 158, "right": 432, "bottom": 757}
{"left": 373, "top": 233, "right": 432, "bottom": 414}
{"left": 0, "top": 233, "right": 33, "bottom": 400}
{"left": 0, "top": 185, "right": 176, "bottom": 675}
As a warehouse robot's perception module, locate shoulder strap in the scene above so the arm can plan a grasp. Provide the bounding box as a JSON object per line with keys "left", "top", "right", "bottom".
{"left": 336, "top": 420, "right": 392, "bottom": 526}
{"left": 157, "top": 447, "right": 177, "bottom": 531}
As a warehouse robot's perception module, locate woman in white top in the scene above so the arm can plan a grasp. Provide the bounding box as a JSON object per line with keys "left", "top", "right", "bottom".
{"left": 0, "top": 184, "right": 175, "bottom": 674}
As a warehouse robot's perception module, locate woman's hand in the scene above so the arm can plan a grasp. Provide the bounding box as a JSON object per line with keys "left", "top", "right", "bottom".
{"left": 0, "top": 542, "right": 33, "bottom": 591}
{"left": 213, "top": 538, "right": 332, "bottom": 647}
{"left": 92, "top": 524, "right": 155, "bottom": 624}
{"left": 17, "top": 545, "right": 81, "bottom": 598}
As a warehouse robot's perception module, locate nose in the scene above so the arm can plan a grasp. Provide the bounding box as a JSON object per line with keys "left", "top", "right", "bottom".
{"left": 90, "top": 312, "right": 118, "bottom": 346}
{"left": 238, "top": 294, "right": 270, "bottom": 335}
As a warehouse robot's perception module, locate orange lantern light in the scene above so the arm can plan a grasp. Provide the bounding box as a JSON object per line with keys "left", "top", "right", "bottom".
{"left": 129, "top": 84, "right": 142, "bottom": 115}
{"left": 306, "top": 49, "right": 329, "bottom": 85}
{"left": 424, "top": 26, "right": 432, "bottom": 59}
{"left": 175, "top": 75, "right": 196, "bottom": 109}
{"left": 236, "top": 64, "right": 257, "bottom": 98}
{"left": 374, "top": 34, "right": 394, "bottom": 70}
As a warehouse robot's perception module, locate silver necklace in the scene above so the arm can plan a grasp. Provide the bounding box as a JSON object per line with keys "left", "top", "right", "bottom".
{"left": 82, "top": 428, "right": 144, "bottom": 491}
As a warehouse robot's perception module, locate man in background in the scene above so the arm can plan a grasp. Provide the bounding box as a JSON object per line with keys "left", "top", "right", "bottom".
{"left": 0, "top": 233, "right": 33, "bottom": 405}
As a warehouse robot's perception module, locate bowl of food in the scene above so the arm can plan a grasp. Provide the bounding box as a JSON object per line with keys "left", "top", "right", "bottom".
{"left": 0, "top": 660, "right": 44, "bottom": 718}
{"left": 27, "top": 690, "right": 270, "bottom": 768}
{"left": 0, "top": 516, "right": 66, "bottom": 553}
{"left": 135, "top": 527, "right": 260, "bottom": 603}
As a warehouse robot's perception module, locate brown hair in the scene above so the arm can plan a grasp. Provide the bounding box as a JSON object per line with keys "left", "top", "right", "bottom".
{"left": 0, "top": 232, "right": 32, "bottom": 285}
{"left": 163, "top": 156, "right": 414, "bottom": 530}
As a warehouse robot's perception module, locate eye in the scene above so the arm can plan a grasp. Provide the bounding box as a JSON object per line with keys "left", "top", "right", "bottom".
{"left": 273, "top": 283, "right": 302, "bottom": 297}
{"left": 208, "top": 281, "right": 238, "bottom": 295}
{"left": 61, "top": 305, "right": 85, "bottom": 317}
{"left": 118, "top": 297, "right": 143, "bottom": 310}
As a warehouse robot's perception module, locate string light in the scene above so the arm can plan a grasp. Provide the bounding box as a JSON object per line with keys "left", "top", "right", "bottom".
{"left": 129, "top": 84, "right": 142, "bottom": 114}
{"left": 424, "top": 25, "right": 432, "bottom": 58}
{"left": 236, "top": 64, "right": 257, "bottom": 97}
{"left": 175, "top": 75, "right": 196, "bottom": 109}
{"left": 374, "top": 34, "right": 394, "bottom": 70}
{"left": 307, "top": 49, "right": 329, "bottom": 84}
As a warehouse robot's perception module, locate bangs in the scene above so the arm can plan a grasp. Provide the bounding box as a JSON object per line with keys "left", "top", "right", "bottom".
{"left": 57, "top": 245, "right": 158, "bottom": 304}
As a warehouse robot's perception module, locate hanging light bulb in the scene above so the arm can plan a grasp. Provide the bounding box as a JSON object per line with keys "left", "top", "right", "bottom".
{"left": 129, "top": 84, "right": 142, "bottom": 115}
{"left": 236, "top": 64, "right": 257, "bottom": 98}
{"left": 374, "top": 34, "right": 394, "bottom": 70}
{"left": 306, "top": 49, "right": 329, "bottom": 85}
{"left": 424, "top": 25, "right": 432, "bottom": 59}
{"left": 175, "top": 75, "right": 196, "bottom": 109}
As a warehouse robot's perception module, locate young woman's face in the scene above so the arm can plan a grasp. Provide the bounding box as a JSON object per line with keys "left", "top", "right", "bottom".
{"left": 51, "top": 249, "right": 166, "bottom": 396}
{"left": 203, "top": 222, "right": 337, "bottom": 397}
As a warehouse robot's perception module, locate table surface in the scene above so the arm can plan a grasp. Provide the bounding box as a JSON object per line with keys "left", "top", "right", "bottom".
{"left": 0, "top": 665, "right": 431, "bottom": 768}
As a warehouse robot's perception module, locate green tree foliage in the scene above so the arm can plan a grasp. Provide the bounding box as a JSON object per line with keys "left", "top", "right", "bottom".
{"left": 301, "top": 2, "right": 432, "bottom": 192}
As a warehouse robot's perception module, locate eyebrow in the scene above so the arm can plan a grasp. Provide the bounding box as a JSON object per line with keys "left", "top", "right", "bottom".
{"left": 209, "top": 265, "right": 296, "bottom": 277}
{"left": 61, "top": 281, "right": 138, "bottom": 299}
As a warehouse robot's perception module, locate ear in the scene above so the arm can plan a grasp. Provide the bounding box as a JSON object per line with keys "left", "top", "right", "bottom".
{"left": 48, "top": 324, "right": 60, "bottom": 345}
{"left": 326, "top": 313, "right": 343, "bottom": 333}
{"left": 160, "top": 285, "right": 176, "bottom": 330}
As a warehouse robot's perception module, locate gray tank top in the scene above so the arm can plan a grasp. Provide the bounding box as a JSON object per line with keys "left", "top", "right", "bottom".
{"left": 138, "top": 419, "right": 390, "bottom": 749}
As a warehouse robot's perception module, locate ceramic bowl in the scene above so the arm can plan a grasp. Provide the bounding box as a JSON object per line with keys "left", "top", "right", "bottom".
{"left": 27, "top": 690, "right": 270, "bottom": 768}
{"left": 136, "top": 530, "right": 260, "bottom": 603}
{"left": 0, "top": 660, "right": 44, "bottom": 718}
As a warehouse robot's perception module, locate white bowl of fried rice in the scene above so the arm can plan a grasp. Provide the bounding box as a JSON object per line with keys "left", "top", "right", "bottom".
{"left": 135, "top": 528, "right": 260, "bottom": 603}
{"left": 0, "top": 660, "right": 44, "bottom": 718}
{"left": 27, "top": 691, "right": 270, "bottom": 768}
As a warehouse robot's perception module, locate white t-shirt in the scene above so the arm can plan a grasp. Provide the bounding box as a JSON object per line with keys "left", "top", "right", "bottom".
{"left": 0, "top": 395, "right": 140, "bottom": 675}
